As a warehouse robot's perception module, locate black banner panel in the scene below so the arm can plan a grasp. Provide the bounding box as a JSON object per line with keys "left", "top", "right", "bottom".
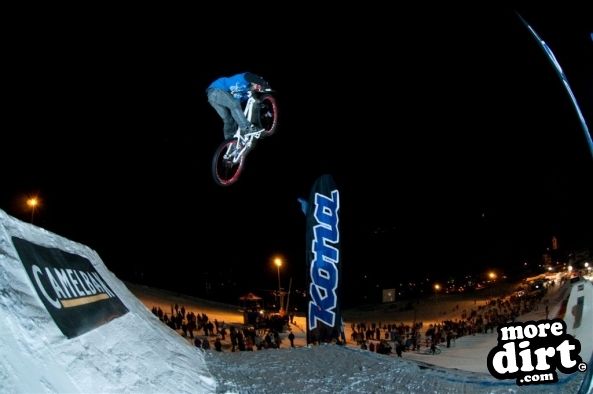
{"left": 12, "top": 237, "right": 128, "bottom": 338}
{"left": 305, "top": 174, "right": 342, "bottom": 344}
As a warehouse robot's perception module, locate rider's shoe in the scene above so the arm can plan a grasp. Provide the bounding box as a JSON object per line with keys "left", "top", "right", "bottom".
{"left": 241, "top": 124, "right": 263, "bottom": 135}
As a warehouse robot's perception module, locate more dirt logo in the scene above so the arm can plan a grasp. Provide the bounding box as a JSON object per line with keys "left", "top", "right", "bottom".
{"left": 487, "top": 319, "right": 587, "bottom": 386}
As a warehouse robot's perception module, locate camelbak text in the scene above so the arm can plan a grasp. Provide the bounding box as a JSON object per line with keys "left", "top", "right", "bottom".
{"left": 12, "top": 236, "right": 129, "bottom": 338}
{"left": 32, "top": 264, "right": 117, "bottom": 309}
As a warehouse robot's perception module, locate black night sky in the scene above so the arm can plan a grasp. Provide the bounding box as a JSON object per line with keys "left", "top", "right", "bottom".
{"left": 2, "top": 6, "right": 592, "bottom": 305}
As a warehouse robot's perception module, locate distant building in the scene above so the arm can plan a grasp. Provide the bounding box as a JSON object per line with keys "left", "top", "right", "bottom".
{"left": 552, "top": 236, "right": 559, "bottom": 250}
{"left": 382, "top": 289, "right": 396, "bottom": 303}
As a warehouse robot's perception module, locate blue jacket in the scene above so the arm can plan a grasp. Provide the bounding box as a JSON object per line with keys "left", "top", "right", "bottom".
{"left": 208, "top": 72, "right": 252, "bottom": 103}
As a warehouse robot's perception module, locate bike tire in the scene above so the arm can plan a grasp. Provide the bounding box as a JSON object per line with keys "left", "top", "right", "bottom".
{"left": 422, "top": 346, "right": 441, "bottom": 355}
{"left": 212, "top": 139, "right": 245, "bottom": 186}
{"left": 257, "top": 94, "right": 278, "bottom": 137}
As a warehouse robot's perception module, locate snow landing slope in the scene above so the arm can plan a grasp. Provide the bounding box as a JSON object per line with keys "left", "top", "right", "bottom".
{"left": 0, "top": 208, "right": 216, "bottom": 393}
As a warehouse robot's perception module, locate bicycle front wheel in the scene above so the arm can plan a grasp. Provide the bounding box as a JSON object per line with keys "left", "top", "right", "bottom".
{"left": 212, "top": 139, "right": 244, "bottom": 186}
{"left": 257, "top": 94, "right": 278, "bottom": 137}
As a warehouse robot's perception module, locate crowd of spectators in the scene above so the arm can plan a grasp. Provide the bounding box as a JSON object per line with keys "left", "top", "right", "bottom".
{"left": 151, "top": 303, "right": 288, "bottom": 352}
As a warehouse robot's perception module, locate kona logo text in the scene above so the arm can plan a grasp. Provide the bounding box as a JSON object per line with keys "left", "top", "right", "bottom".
{"left": 308, "top": 190, "right": 340, "bottom": 330}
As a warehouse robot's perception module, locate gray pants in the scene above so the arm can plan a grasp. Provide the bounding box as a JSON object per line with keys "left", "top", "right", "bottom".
{"left": 207, "top": 89, "right": 251, "bottom": 140}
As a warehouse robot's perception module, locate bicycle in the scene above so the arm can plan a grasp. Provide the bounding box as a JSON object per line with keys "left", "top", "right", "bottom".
{"left": 211, "top": 87, "right": 278, "bottom": 186}
{"left": 419, "top": 344, "right": 442, "bottom": 355}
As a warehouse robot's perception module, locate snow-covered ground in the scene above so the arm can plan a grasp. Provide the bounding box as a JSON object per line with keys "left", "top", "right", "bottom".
{"left": 129, "top": 278, "right": 591, "bottom": 393}
{"left": 1, "top": 209, "right": 591, "bottom": 393}
{"left": 0, "top": 209, "right": 216, "bottom": 393}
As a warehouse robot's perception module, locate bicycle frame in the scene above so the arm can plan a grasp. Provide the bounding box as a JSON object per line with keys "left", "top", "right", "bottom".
{"left": 224, "top": 90, "right": 270, "bottom": 164}
{"left": 211, "top": 87, "right": 277, "bottom": 186}
{"left": 225, "top": 129, "right": 262, "bottom": 165}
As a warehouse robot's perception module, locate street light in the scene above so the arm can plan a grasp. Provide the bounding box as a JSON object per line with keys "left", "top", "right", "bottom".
{"left": 274, "top": 257, "right": 283, "bottom": 312}
{"left": 488, "top": 271, "right": 497, "bottom": 300}
{"left": 433, "top": 283, "right": 441, "bottom": 301}
{"left": 26, "top": 196, "right": 39, "bottom": 224}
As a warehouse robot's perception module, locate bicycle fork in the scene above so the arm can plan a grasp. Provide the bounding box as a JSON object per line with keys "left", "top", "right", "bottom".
{"left": 226, "top": 132, "right": 262, "bottom": 164}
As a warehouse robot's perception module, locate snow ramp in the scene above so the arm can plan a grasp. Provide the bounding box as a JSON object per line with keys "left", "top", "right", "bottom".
{"left": 0, "top": 209, "right": 216, "bottom": 393}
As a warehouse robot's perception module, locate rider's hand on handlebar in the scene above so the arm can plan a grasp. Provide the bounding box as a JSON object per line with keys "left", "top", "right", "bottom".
{"left": 250, "top": 82, "right": 271, "bottom": 93}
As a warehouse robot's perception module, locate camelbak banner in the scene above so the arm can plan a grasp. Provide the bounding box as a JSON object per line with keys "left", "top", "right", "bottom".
{"left": 305, "top": 174, "right": 342, "bottom": 344}
{"left": 12, "top": 237, "right": 128, "bottom": 338}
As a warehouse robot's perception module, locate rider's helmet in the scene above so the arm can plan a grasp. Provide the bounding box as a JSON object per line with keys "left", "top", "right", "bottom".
{"left": 245, "top": 72, "right": 270, "bottom": 92}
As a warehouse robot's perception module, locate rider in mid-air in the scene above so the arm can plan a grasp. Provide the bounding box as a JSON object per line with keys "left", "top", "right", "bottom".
{"left": 206, "top": 72, "right": 270, "bottom": 141}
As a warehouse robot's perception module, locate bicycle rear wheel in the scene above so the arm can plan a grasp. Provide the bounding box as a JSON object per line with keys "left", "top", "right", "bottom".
{"left": 212, "top": 139, "right": 244, "bottom": 186}
{"left": 257, "top": 94, "right": 278, "bottom": 137}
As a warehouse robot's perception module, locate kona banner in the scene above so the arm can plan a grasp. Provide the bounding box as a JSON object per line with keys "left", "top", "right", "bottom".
{"left": 305, "top": 174, "right": 342, "bottom": 344}
{"left": 12, "top": 237, "right": 128, "bottom": 338}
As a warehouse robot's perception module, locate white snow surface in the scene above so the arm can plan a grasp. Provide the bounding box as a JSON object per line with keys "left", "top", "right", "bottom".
{"left": 0, "top": 209, "right": 216, "bottom": 393}
{"left": 1, "top": 208, "right": 591, "bottom": 393}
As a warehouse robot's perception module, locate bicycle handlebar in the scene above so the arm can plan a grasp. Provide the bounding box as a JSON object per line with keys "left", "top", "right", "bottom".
{"left": 253, "top": 87, "right": 273, "bottom": 93}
